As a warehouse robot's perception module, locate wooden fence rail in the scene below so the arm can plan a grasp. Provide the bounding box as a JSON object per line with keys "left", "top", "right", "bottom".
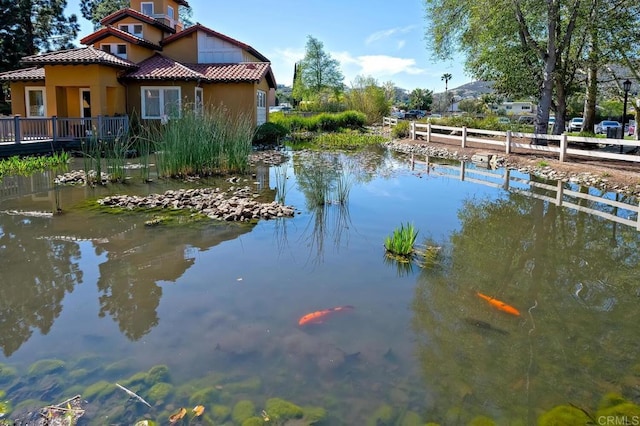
{"left": 382, "top": 117, "right": 640, "bottom": 164}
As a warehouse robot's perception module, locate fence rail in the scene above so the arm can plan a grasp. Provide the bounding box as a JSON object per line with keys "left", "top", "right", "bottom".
{"left": 0, "top": 116, "right": 129, "bottom": 145}
{"left": 382, "top": 117, "right": 640, "bottom": 164}
{"left": 407, "top": 152, "right": 640, "bottom": 230}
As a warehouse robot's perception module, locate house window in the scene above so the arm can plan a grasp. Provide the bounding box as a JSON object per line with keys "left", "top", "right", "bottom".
{"left": 195, "top": 87, "right": 203, "bottom": 115}
{"left": 101, "top": 43, "right": 127, "bottom": 59}
{"left": 168, "top": 6, "right": 174, "bottom": 19}
{"left": 521, "top": 105, "right": 531, "bottom": 110}
{"left": 119, "top": 24, "right": 143, "bottom": 37}
{"left": 25, "top": 87, "right": 46, "bottom": 117}
{"left": 141, "top": 2, "right": 153, "bottom": 16}
{"left": 141, "top": 86, "right": 181, "bottom": 119}
{"left": 257, "top": 90, "right": 266, "bottom": 108}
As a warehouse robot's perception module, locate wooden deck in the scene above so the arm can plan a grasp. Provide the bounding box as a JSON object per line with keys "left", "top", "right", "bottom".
{"left": 0, "top": 116, "right": 129, "bottom": 158}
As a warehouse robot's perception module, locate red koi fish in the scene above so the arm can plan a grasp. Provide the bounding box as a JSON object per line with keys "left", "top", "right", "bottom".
{"left": 476, "top": 292, "right": 520, "bottom": 316}
{"left": 298, "top": 305, "right": 354, "bottom": 326}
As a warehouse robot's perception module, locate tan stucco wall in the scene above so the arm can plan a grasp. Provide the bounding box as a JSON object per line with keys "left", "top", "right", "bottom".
{"left": 160, "top": 33, "right": 197, "bottom": 63}
{"left": 125, "top": 78, "right": 269, "bottom": 126}
{"left": 112, "top": 17, "right": 165, "bottom": 45}
{"left": 45, "top": 64, "right": 126, "bottom": 117}
{"left": 91, "top": 35, "right": 156, "bottom": 64}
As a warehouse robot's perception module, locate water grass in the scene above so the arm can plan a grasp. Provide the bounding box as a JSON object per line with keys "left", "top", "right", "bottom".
{"left": 273, "top": 165, "right": 289, "bottom": 204}
{"left": 310, "top": 131, "right": 388, "bottom": 150}
{"left": 0, "top": 152, "right": 70, "bottom": 178}
{"left": 384, "top": 222, "right": 418, "bottom": 258}
{"left": 150, "top": 106, "right": 253, "bottom": 178}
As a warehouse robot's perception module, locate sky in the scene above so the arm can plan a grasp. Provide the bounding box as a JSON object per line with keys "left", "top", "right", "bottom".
{"left": 65, "top": 0, "right": 472, "bottom": 93}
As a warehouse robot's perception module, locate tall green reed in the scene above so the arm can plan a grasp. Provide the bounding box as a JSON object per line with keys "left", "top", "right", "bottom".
{"left": 148, "top": 105, "right": 253, "bottom": 178}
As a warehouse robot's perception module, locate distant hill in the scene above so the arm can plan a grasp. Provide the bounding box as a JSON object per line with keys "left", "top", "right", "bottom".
{"left": 445, "top": 81, "right": 495, "bottom": 98}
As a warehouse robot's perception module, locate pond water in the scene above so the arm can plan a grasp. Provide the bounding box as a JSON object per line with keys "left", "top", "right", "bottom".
{"left": 1, "top": 146, "right": 640, "bottom": 425}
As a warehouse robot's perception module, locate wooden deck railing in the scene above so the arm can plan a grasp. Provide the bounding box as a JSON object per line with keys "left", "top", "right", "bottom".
{"left": 0, "top": 116, "right": 129, "bottom": 144}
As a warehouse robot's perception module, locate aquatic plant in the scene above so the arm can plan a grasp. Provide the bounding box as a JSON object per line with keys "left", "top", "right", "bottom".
{"left": 149, "top": 106, "right": 253, "bottom": 178}
{"left": 232, "top": 400, "right": 256, "bottom": 424}
{"left": 384, "top": 223, "right": 418, "bottom": 257}
{"left": 311, "top": 131, "right": 388, "bottom": 150}
{"left": 0, "top": 152, "right": 69, "bottom": 179}
{"left": 273, "top": 164, "right": 289, "bottom": 204}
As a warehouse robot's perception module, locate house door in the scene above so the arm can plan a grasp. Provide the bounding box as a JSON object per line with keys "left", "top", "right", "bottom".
{"left": 80, "top": 89, "right": 91, "bottom": 118}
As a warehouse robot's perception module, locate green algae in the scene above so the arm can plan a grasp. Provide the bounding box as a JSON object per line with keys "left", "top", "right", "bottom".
{"left": 27, "top": 359, "right": 65, "bottom": 377}
{"left": 538, "top": 405, "right": 591, "bottom": 425}
{"left": 265, "top": 398, "right": 303, "bottom": 421}
{"left": 367, "top": 403, "right": 395, "bottom": 426}
{"left": 211, "top": 404, "right": 232, "bottom": 422}
{"left": 232, "top": 400, "right": 256, "bottom": 424}
{"left": 146, "top": 382, "right": 173, "bottom": 404}
{"left": 145, "top": 365, "right": 170, "bottom": 385}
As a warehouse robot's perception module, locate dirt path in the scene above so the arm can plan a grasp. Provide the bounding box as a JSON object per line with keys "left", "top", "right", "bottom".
{"left": 389, "top": 134, "right": 640, "bottom": 196}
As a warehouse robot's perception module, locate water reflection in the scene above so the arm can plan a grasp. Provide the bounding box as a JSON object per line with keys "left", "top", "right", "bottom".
{"left": 411, "top": 190, "right": 640, "bottom": 422}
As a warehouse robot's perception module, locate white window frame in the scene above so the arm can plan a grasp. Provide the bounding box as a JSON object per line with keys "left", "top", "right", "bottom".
{"left": 118, "top": 24, "right": 143, "bottom": 37}
{"left": 100, "top": 43, "right": 127, "bottom": 59}
{"left": 257, "top": 90, "right": 266, "bottom": 108}
{"left": 168, "top": 6, "right": 174, "bottom": 19}
{"left": 25, "top": 87, "right": 46, "bottom": 117}
{"left": 141, "top": 2, "right": 154, "bottom": 16}
{"left": 194, "top": 87, "right": 203, "bottom": 115}
{"left": 141, "top": 86, "right": 182, "bottom": 119}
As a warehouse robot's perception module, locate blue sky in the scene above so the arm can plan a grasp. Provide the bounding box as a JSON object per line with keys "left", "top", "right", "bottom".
{"left": 66, "top": 0, "right": 472, "bottom": 93}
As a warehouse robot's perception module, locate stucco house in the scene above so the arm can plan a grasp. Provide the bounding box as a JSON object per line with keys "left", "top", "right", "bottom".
{"left": 0, "top": 0, "right": 276, "bottom": 144}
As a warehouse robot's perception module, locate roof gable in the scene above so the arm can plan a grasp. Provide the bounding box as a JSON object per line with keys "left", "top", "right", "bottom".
{"left": 80, "top": 27, "right": 162, "bottom": 51}
{"left": 100, "top": 8, "right": 175, "bottom": 33}
{"left": 160, "top": 24, "right": 270, "bottom": 63}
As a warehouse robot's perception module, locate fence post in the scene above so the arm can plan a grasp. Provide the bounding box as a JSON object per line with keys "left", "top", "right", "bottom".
{"left": 427, "top": 123, "right": 431, "bottom": 143}
{"left": 461, "top": 126, "right": 467, "bottom": 148}
{"left": 556, "top": 181, "right": 564, "bottom": 206}
{"left": 98, "top": 115, "right": 103, "bottom": 138}
{"left": 13, "top": 116, "right": 21, "bottom": 145}
{"left": 559, "top": 133, "right": 567, "bottom": 162}
{"left": 460, "top": 162, "right": 466, "bottom": 181}
{"left": 51, "top": 116, "right": 57, "bottom": 143}
{"left": 410, "top": 121, "right": 416, "bottom": 140}
{"left": 505, "top": 130, "right": 511, "bottom": 154}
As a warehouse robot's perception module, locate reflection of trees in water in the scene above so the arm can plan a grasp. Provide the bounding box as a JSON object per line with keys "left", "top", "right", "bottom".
{"left": 411, "top": 192, "right": 640, "bottom": 422}
{"left": 0, "top": 216, "right": 83, "bottom": 356}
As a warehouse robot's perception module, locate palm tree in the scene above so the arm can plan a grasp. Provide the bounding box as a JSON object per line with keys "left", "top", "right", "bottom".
{"left": 441, "top": 73, "right": 452, "bottom": 92}
{"left": 441, "top": 73, "right": 452, "bottom": 113}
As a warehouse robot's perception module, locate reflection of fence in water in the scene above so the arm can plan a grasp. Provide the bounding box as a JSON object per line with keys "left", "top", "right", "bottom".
{"left": 410, "top": 155, "right": 640, "bottom": 230}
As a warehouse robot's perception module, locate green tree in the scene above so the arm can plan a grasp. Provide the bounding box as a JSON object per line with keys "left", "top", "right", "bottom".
{"left": 1, "top": 0, "right": 79, "bottom": 111}
{"left": 408, "top": 88, "right": 433, "bottom": 111}
{"left": 299, "top": 35, "right": 344, "bottom": 96}
{"left": 457, "top": 98, "right": 484, "bottom": 115}
{"left": 344, "top": 75, "right": 390, "bottom": 124}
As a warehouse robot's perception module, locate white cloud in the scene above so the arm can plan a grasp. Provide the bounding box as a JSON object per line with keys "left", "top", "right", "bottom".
{"left": 334, "top": 52, "right": 426, "bottom": 84}
{"left": 365, "top": 25, "right": 416, "bottom": 45}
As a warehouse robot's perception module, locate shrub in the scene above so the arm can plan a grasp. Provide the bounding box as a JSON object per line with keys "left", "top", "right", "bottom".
{"left": 253, "top": 122, "right": 288, "bottom": 145}
{"left": 392, "top": 120, "right": 410, "bottom": 139}
{"left": 337, "top": 110, "right": 367, "bottom": 129}
{"left": 384, "top": 222, "right": 418, "bottom": 257}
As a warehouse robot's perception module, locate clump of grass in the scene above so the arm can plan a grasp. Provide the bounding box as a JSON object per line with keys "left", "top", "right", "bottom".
{"left": 150, "top": 106, "right": 253, "bottom": 177}
{"left": 0, "top": 152, "right": 70, "bottom": 178}
{"left": 384, "top": 222, "right": 418, "bottom": 258}
{"left": 536, "top": 160, "right": 549, "bottom": 168}
{"left": 311, "top": 131, "right": 387, "bottom": 150}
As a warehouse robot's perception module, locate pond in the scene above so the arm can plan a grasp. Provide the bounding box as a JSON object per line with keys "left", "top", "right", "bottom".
{"left": 1, "top": 146, "right": 639, "bottom": 425}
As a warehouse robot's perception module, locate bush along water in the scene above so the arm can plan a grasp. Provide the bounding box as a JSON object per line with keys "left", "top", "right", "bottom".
{"left": 269, "top": 110, "right": 367, "bottom": 134}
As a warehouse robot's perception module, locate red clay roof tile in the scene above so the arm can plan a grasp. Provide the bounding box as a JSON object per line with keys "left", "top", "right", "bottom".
{"left": 20, "top": 47, "right": 137, "bottom": 69}
{"left": 0, "top": 67, "right": 45, "bottom": 81}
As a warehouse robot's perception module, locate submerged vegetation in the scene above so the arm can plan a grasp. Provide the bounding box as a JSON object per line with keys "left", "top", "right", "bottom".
{"left": 0, "top": 152, "right": 69, "bottom": 178}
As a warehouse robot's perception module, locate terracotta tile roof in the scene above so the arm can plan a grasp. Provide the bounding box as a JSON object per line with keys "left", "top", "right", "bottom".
{"left": 0, "top": 67, "right": 45, "bottom": 81}
{"left": 122, "top": 54, "right": 276, "bottom": 87}
{"left": 20, "top": 47, "right": 137, "bottom": 69}
{"left": 160, "top": 24, "right": 270, "bottom": 62}
{"left": 122, "top": 54, "right": 203, "bottom": 80}
{"left": 99, "top": 8, "right": 175, "bottom": 33}
{"left": 80, "top": 27, "right": 162, "bottom": 51}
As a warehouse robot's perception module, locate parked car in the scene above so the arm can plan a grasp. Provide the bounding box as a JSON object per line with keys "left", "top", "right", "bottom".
{"left": 595, "top": 120, "right": 621, "bottom": 134}
{"left": 517, "top": 115, "right": 535, "bottom": 125}
{"left": 627, "top": 120, "right": 636, "bottom": 135}
{"left": 404, "top": 110, "right": 425, "bottom": 119}
{"left": 567, "top": 117, "right": 584, "bottom": 132}
{"left": 269, "top": 105, "right": 290, "bottom": 113}
{"left": 497, "top": 117, "right": 511, "bottom": 125}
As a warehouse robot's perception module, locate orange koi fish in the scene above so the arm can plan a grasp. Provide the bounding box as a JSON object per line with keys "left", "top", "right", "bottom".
{"left": 476, "top": 292, "right": 520, "bottom": 316}
{"left": 298, "top": 305, "right": 354, "bottom": 326}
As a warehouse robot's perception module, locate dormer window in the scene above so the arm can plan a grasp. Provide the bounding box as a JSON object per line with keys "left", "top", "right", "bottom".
{"left": 119, "top": 24, "right": 143, "bottom": 37}
{"left": 101, "top": 43, "right": 127, "bottom": 59}
{"left": 141, "top": 2, "right": 153, "bottom": 16}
